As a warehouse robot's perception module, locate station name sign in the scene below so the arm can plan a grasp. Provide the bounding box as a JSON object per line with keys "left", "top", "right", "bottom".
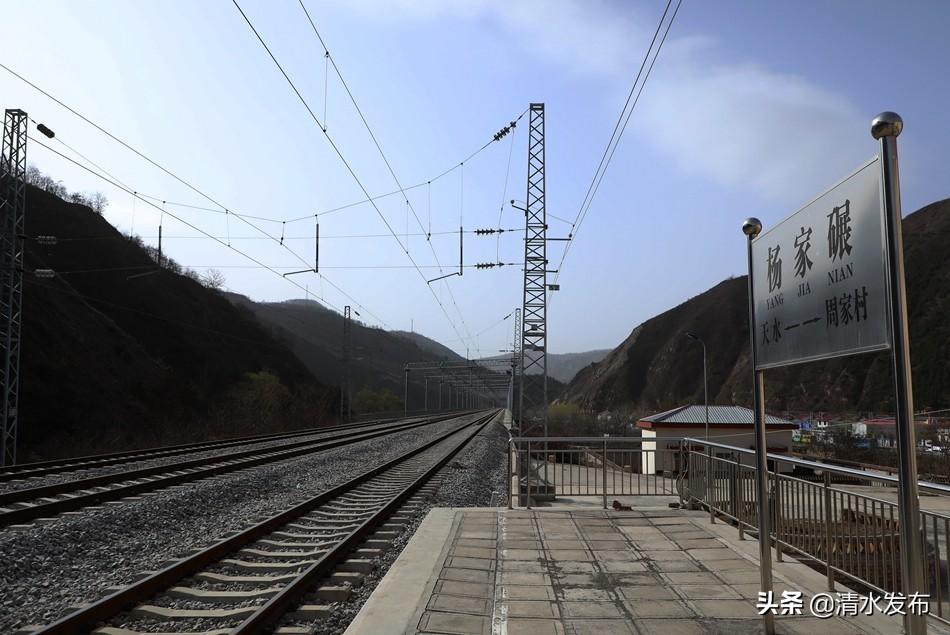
{"left": 751, "top": 156, "right": 891, "bottom": 370}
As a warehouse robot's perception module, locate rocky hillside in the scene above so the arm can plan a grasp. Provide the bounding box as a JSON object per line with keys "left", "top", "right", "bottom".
{"left": 20, "top": 185, "right": 334, "bottom": 460}
{"left": 562, "top": 198, "right": 950, "bottom": 417}
{"left": 479, "top": 349, "right": 611, "bottom": 384}
{"left": 225, "top": 296, "right": 478, "bottom": 406}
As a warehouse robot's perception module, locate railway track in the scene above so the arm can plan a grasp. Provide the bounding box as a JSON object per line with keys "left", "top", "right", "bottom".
{"left": 0, "top": 416, "right": 404, "bottom": 485}
{"left": 0, "top": 413, "right": 468, "bottom": 528}
{"left": 32, "top": 409, "right": 499, "bottom": 635}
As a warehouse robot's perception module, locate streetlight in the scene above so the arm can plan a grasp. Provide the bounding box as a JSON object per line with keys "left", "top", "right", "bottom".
{"left": 686, "top": 332, "right": 709, "bottom": 440}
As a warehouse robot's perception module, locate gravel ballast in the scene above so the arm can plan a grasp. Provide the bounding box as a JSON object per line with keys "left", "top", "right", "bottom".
{"left": 0, "top": 419, "right": 411, "bottom": 496}
{"left": 0, "top": 413, "right": 484, "bottom": 632}
{"left": 311, "top": 418, "right": 510, "bottom": 635}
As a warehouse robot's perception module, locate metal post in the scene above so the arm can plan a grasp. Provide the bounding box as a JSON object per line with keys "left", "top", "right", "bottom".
{"left": 737, "top": 453, "right": 745, "bottom": 540}
{"left": 403, "top": 366, "right": 409, "bottom": 417}
{"left": 0, "top": 109, "right": 27, "bottom": 467}
{"left": 823, "top": 470, "right": 835, "bottom": 591}
{"left": 424, "top": 377, "right": 428, "bottom": 412}
{"left": 688, "top": 333, "right": 709, "bottom": 440}
{"left": 602, "top": 436, "right": 608, "bottom": 510}
{"left": 508, "top": 438, "right": 514, "bottom": 509}
{"left": 707, "top": 446, "right": 715, "bottom": 523}
{"left": 743, "top": 217, "right": 775, "bottom": 635}
{"left": 873, "top": 111, "right": 925, "bottom": 635}
{"left": 341, "top": 305, "right": 351, "bottom": 423}
{"left": 526, "top": 439, "right": 532, "bottom": 510}
{"left": 703, "top": 344, "right": 708, "bottom": 440}
{"left": 773, "top": 466, "right": 783, "bottom": 563}
{"left": 519, "top": 102, "right": 548, "bottom": 451}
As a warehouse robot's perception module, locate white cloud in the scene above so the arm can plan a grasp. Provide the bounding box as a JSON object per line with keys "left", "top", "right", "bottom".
{"left": 332, "top": 0, "right": 869, "bottom": 202}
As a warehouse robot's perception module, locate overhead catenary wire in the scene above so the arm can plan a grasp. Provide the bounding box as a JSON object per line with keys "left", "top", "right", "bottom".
{"left": 4, "top": 64, "right": 382, "bottom": 324}
{"left": 0, "top": 62, "right": 314, "bottom": 272}
{"left": 52, "top": 227, "right": 526, "bottom": 242}
{"left": 552, "top": 0, "right": 683, "bottom": 290}
{"left": 294, "top": 0, "right": 531, "bottom": 355}
{"left": 233, "top": 0, "right": 481, "bottom": 353}
{"left": 29, "top": 135, "right": 388, "bottom": 325}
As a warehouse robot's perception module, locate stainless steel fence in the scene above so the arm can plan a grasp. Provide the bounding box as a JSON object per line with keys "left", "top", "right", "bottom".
{"left": 508, "top": 436, "right": 684, "bottom": 509}
{"left": 508, "top": 435, "right": 950, "bottom": 625}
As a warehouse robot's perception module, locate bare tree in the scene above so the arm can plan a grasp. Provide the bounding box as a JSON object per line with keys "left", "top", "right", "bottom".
{"left": 88, "top": 191, "right": 108, "bottom": 214}
{"left": 201, "top": 268, "right": 226, "bottom": 291}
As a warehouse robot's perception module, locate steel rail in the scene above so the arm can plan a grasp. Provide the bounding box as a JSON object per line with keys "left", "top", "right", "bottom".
{"left": 0, "top": 416, "right": 403, "bottom": 483}
{"left": 0, "top": 413, "right": 465, "bottom": 526}
{"left": 233, "top": 412, "right": 495, "bottom": 633}
{"left": 33, "top": 410, "right": 498, "bottom": 635}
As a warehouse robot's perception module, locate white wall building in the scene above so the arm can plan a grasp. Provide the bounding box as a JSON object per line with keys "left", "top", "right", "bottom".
{"left": 637, "top": 405, "right": 798, "bottom": 474}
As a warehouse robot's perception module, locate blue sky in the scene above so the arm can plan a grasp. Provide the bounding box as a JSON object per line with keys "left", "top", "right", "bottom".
{"left": 2, "top": 0, "right": 948, "bottom": 357}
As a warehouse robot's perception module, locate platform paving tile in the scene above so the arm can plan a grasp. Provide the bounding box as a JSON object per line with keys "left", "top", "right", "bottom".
{"left": 440, "top": 566, "right": 493, "bottom": 584}
{"left": 617, "top": 584, "right": 679, "bottom": 600}
{"left": 452, "top": 546, "right": 496, "bottom": 559}
{"left": 434, "top": 580, "right": 493, "bottom": 598}
{"left": 500, "top": 560, "right": 547, "bottom": 573}
{"left": 417, "top": 610, "right": 490, "bottom": 634}
{"left": 502, "top": 585, "right": 557, "bottom": 600}
{"left": 428, "top": 594, "right": 491, "bottom": 615}
{"left": 562, "top": 620, "right": 636, "bottom": 635}
{"left": 559, "top": 601, "right": 624, "bottom": 619}
{"left": 673, "top": 584, "right": 742, "bottom": 600}
{"left": 506, "top": 600, "right": 561, "bottom": 618}
{"left": 625, "top": 599, "right": 697, "bottom": 619}
{"left": 549, "top": 561, "right": 596, "bottom": 574}
{"left": 506, "top": 619, "right": 564, "bottom": 635}
{"left": 649, "top": 560, "right": 702, "bottom": 572}
{"left": 401, "top": 508, "right": 899, "bottom": 635}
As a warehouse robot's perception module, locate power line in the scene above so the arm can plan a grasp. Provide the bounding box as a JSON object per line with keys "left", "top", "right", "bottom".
{"left": 552, "top": 0, "right": 683, "bottom": 289}
{"left": 54, "top": 227, "right": 525, "bottom": 242}
{"left": 0, "top": 63, "right": 315, "bottom": 273}
{"left": 53, "top": 263, "right": 519, "bottom": 275}
{"left": 293, "top": 1, "right": 529, "bottom": 356}
{"left": 29, "top": 135, "right": 388, "bottom": 325}
{"left": 232, "top": 0, "right": 477, "bottom": 353}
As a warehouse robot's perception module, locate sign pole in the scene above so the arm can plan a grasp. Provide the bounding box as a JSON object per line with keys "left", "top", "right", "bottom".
{"left": 743, "top": 216, "right": 775, "bottom": 635}
{"left": 873, "top": 111, "right": 926, "bottom": 635}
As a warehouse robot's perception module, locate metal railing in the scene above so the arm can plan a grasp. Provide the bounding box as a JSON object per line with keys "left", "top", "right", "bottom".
{"left": 682, "top": 438, "right": 950, "bottom": 624}
{"left": 508, "top": 435, "right": 950, "bottom": 625}
{"left": 508, "top": 436, "right": 683, "bottom": 509}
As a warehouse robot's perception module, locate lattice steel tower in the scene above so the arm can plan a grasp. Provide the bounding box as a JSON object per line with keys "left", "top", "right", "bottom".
{"left": 1, "top": 109, "right": 27, "bottom": 466}
{"left": 341, "top": 305, "right": 352, "bottom": 422}
{"left": 518, "top": 103, "right": 548, "bottom": 439}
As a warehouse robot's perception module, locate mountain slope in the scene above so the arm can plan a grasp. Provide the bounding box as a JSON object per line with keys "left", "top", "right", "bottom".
{"left": 480, "top": 349, "right": 612, "bottom": 384}
{"left": 224, "top": 297, "right": 480, "bottom": 405}
{"left": 20, "top": 185, "right": 333, "bottom": 459}
{"left": 562, "top": 198, "right": 950, "bottom": 416}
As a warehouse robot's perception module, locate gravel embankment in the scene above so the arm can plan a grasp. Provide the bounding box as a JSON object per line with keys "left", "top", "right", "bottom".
{"left": 0, "top": 414, "right": 479, "bottom": 633}
{"left": 312, "top": 418, "right": 510, "bottom": 635}
{"left": 0, "top": 420, "right": 408, "bottom": 496}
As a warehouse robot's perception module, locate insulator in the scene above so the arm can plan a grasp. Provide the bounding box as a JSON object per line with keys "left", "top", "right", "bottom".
{"left": 36, "top": 235, "right": 58, "bottom": 246}
{"left": 33, "top": 269, "right": 55, "bottom": 278}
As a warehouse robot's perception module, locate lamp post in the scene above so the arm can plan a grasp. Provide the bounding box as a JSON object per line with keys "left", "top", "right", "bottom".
{"left": 686, "top": 332, "right": 709, "bottom": 440}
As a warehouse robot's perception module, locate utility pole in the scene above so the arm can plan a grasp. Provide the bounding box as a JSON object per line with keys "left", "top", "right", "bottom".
{"left": 518, "top": 103, "right": 549, "bottom": 455}
{"left": 1, "top": 109, "right": 27, "bottom": 466}
{"left": 340, "top": 305, "right": 352, "bottom": 422}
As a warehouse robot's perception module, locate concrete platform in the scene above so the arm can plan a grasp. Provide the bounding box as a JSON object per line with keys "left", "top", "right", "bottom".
{"left": 346, "top": 501, "right": 950, "bottom": 634}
